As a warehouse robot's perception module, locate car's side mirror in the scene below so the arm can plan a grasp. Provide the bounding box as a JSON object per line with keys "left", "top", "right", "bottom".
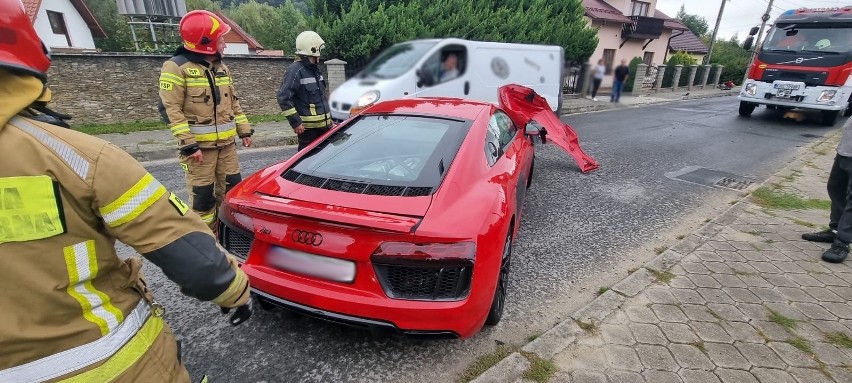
{"left": 416, "top": 68, "right": 435, "bottom": 88}
{"left": 525, "top": 122, "right": 547, "bottom": 144}
{"left": 742, "top": 36, "right": 754, "bottom": 51}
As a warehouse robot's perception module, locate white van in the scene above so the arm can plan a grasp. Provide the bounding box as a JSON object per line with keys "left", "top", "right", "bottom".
{"left": 328, "top": 38, "right": 565, "bottom": 122}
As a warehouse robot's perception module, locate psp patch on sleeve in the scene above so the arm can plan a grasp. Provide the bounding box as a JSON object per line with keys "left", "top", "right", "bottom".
{"left": 168, "top": 193, "right": 189, "bottom": 216}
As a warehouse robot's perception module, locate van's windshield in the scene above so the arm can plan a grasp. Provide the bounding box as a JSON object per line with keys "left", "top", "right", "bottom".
{"left": 361, "top": 41, "right": 438, "bottom": 79}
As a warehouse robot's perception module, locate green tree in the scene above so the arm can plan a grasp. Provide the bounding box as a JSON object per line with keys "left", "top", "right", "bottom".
{"left": 227, "top": 0, "right": 307, "bottom": 52}
{"left": 186, "top": 0, "right": 223, "bottom": 11}
{"left": 676, "top": 5, "right": 709, "bottom": 38}
{"left": 82, "top": 0, "right": 135, "bottom": 52}
{"left": 708, "top": 39, "right": 750, "bottom": 85}
{"left": 623, "top": 56, "right": 643, "bottom": 92}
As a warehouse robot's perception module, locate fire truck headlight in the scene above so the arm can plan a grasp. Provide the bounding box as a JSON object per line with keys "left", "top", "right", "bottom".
{"left": 818, "top": 90, "right": 837, "bottom": 102}
{"left": 745, "top": 83, "right": 757, "bottom": 96}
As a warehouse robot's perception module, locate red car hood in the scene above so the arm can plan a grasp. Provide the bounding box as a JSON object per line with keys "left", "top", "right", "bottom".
{"left": 498, "top": 84, "right": 600, "bottom": 173}
{"left": 254, "top": 174, "right": 432, "bottom": 218}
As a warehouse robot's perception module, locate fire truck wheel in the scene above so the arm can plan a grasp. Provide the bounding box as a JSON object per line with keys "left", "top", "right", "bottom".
{"left": 821, "top": 110, "right": 840, "bottom": 127}
{"left": 844, "top": 103, "right": 852, "bottom": 118}
{"left": 738, "top": 101, "right": 756, "bottom": 117}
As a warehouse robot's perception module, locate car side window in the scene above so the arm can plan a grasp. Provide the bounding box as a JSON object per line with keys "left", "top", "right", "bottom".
{"left": 484, "top": 111, "right": 516, "bottom": 166}
{"left": 494, "top": 111, "right": 517, "bottom": 149}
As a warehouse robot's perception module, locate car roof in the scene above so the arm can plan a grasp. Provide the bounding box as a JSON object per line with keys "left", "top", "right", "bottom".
{"left": 361, "top": 97, "right": 495, "bottom": 120}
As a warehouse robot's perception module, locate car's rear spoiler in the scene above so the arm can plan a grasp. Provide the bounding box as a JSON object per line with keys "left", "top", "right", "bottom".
{"left": 498, "top": 84, "right": 600, "bottom": 173}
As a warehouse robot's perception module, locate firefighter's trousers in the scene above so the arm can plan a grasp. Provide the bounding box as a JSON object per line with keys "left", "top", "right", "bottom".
{"left": 180, "top": 142, "right": 242, "bottom": 230}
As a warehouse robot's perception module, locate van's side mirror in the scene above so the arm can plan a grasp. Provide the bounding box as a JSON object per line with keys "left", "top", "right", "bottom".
{"left": 416, "top": 68, "right": 435, "bottom": 88}
{"left": 742, "top": 36, "right": 754, "bottom": 51}
{"left": 748, "top": 26, "right": 760, "bottom": 36}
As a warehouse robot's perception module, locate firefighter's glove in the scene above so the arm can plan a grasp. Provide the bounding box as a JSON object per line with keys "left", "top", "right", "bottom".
{"left": 221, "top": 297, "right": 253, "bottom": 326}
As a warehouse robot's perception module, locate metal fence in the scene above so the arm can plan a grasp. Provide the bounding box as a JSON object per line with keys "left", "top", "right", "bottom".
{"left": 641, "top": 65, "right": 659, "bottom": 90}
{"left": 562, "top": 64, "right": 583, "bottom": 95}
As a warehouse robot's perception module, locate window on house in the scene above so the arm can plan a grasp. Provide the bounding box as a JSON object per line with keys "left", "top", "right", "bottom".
{"left": 46, "top": 11, "right": 72, "bottom": 46}
{"left": 630, "top": 1, "right": 650, "bottom": 16}
{"left": 603, "top": 49, "right": 616, "bottom": 75}
{"left": 643, "top": 52, "right": 655, "bottom": 66}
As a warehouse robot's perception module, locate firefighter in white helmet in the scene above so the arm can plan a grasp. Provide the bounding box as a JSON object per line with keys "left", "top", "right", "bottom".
{"left": 276, "top": 31, "right": 334, "bottom": 151}
{"left": 0, "top": 1, "right": 252, "bottom": 381}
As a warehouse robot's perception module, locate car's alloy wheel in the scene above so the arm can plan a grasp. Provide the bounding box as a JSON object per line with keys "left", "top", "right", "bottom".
{"left": 485, "top": 232, "right": 512, "bottom": 326}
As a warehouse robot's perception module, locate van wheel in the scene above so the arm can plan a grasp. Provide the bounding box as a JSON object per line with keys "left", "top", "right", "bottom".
{"left": 485, "top": 231, "right": 512, "bottom": 326}
{"left": 739, "top": 102, "right": 756, "bottom": 117}
{"left": 821, "top": 110, "right": 840, "bottom": 126}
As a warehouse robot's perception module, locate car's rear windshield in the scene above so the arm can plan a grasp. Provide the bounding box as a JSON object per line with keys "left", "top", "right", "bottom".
{"left": 284, "top": 114, "right": 470, "bottom": 194}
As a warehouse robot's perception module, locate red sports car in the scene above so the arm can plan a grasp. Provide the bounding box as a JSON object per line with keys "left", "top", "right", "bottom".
{"left": 218, "top": 85, "right": 598, "bottom": 339}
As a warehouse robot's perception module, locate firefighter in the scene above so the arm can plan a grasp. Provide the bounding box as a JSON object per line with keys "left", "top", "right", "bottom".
{"left": 276, "top": 31, "right": 333, "bottom": 151}
{"left": 0, "top": 1, "right": 252, "bottom": 381}
{"left": 159, "top": 10, "right": 253, "bottom": 231}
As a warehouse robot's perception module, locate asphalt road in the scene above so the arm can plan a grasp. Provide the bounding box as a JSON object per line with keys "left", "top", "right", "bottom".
{"left": 122, "top": 98, "right": 842, "bottom": 382}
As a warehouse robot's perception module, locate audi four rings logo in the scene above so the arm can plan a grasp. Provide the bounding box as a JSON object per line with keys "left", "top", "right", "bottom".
{"left": 291, "top": 230, "right": 323, "bottom": 246}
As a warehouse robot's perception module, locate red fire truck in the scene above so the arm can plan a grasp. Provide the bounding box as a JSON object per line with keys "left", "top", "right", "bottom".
{"left": 738, "top": 6, "right": 852, "bottom": 126}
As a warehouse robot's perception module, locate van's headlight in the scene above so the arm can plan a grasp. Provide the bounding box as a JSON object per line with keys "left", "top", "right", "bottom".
{"left": 745, "top": 83, "right": 757, "bottom": 96}
{"left": 818, "top": 90, "right": 837, "bottom": 102}
{"left": 355, "top": 90, "right": 381, "bottom": 108}
{"left": 350, "top": 90, "right": 381, "bottom": 117}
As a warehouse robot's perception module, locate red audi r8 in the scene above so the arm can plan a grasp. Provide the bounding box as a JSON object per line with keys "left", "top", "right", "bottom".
{"left": 218, "top": 85, "right": 597, "bottom": 339}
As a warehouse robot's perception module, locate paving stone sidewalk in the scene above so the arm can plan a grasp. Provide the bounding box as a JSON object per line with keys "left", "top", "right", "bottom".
{"left": 95, "top": 88, "right": 737, "bottom": 162}
{"left": 473, "top": 124, "right": 851, "bottom": 382}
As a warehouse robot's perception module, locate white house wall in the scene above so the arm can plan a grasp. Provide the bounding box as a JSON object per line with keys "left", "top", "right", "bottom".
{"left": 225, "top": 43, "right": 250, "bottom": 55}
{"left": 588, "top": 21, "right": 673, "bottom": 88}
{"left": 34, "top": 0, "right": 96, "bottom": 49}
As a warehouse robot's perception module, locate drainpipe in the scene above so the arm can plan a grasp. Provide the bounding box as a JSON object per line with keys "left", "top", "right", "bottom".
{"left": 663, "top": 29, "right": 685, "bottom": 64}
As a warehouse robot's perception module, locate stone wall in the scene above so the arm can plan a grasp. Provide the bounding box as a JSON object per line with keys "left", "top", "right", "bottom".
{"left": 45, "top": 53, "right": 336, "bottom": 125}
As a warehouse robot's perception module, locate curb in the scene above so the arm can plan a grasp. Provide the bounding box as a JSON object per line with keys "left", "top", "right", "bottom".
{"left": 469, "top": 127, "right": 837, "bottom": 383}
{"left": 122, "top": 135, "right": 299, "bottom": 162}
{"left": 561, "top": 90, "right": 736, "bottom": 116}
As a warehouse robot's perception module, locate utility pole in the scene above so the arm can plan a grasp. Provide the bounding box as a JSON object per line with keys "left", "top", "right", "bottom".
{"left": 704, "top": 0, "right": 728, "bottom": 64}
{"left": 742, "top": 0, "right": 775, "bottom": 84}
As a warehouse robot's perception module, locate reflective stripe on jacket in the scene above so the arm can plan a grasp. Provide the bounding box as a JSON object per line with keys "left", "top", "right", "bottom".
{"left": 276, "top": 59, "right": 332, "bottom": 129}
{"left": 158, "top": 49, "right": 252, "bottom": 151}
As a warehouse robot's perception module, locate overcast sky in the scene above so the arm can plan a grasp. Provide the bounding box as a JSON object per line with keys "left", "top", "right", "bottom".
{"left": 655, "top": 0, "right": 844, "bottom": 41}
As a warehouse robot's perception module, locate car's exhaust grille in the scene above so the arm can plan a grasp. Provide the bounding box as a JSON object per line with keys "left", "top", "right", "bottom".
{"left": 218, "top": 222, "right": 254, "bottom": 261}
{"left": 373, "top": 263, "right": 472, "bottom": 301}
{"left": 282, "top": 170, "right": 434, "bottom": 197}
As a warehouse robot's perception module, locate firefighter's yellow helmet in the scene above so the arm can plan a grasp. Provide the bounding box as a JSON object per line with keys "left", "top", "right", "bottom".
{"left": 295, "top": 31, "right": 325, "bottom": 57}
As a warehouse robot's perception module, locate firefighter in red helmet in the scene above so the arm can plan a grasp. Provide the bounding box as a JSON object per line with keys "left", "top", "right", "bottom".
{"left": 0, "top": 1, "right": 252, "bottom": 381}
{"left": 158, "top": 9, "right": 254, "bottom": 233}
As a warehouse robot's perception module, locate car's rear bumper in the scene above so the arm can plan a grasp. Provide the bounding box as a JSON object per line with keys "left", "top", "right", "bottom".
{"left": 244, "top": 264, "right": 492, "bottom": 339}
{"left": 252, "top": 289, "right": 460, "bottom": 340}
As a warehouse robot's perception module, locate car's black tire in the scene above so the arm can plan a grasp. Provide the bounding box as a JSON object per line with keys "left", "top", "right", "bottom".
{"left": 485, "top": 231, "right": 512, "bottom": 326}
{"left": 821, "top": 110, "right": 840, "bottom": 126}
{"left": 526, "top": 156, "right": 535, "bottom": 189}
{"left": 739, "top": 101, "right": 756, "bottom": 117}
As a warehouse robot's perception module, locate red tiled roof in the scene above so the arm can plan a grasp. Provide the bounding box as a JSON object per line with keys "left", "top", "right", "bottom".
{"left": 654, "top": 9, "right": 691, "bottom": 31}
{"left": 212, "top": 11, "right": 264, "bottom": 51}
{"left": 22, "top": 0, "right": 42, "bottom": 21}
{"left": 582, "top": 0, "right": 632, "bottom": 23}
{"left": 23, "top": 0, "right": 106, "bottom": 38}
{"left": 669, "top": 29, "right": 709, "bottom": 53}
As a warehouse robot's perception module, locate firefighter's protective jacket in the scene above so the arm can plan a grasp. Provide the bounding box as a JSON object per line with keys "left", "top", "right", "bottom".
{"left": 276, "top": 59, "right": 333, "bottom": 129}
{"left": 0, "top": 70, "right": 250, "bottom": 382}
{"left": 159, "top": 48, "right": 252, "bottom": 155}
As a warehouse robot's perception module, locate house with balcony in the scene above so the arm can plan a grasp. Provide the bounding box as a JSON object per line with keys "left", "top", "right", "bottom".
{"left": 582, "top": 0, "right": 689, "bottom": 88}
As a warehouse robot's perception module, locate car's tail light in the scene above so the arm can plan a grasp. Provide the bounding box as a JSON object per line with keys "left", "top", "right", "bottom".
{"left": 371, "top": 242, "right": 476, "bottom": 263}
{"left": 220, "top": 202, "right": 254, "bottom": 232}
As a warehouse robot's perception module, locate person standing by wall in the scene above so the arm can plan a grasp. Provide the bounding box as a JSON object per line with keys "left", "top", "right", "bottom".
{"left": 611, "top": 59, "right": 629, "bottom": 103}
{"left": 158, "top": 10, "right": 254, "bottom": 232}
{"left": 589, "top": 59, "right": 605, "bottom": 101}
{"left": 276, "top": 31, "right": 334, "bottom": 151}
